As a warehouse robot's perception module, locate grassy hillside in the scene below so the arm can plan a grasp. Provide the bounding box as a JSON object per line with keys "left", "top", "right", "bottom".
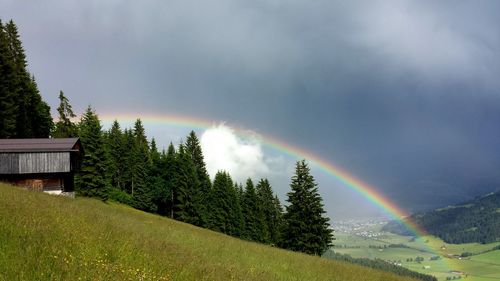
{"left": 0, "top": 183, "right": 420, "bottom": 281}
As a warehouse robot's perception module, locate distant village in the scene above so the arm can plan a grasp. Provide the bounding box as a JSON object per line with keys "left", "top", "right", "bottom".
{"left": 332, "top": 218, "right": 389, "bottom": 238}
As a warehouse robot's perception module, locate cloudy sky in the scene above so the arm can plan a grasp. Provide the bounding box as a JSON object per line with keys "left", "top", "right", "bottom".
{"left": 2, "top": 1, "right": 500, "bottom": 219}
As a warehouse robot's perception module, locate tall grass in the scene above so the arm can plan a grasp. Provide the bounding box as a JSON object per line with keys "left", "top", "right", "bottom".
{"left": 0, "top": 183, "right": 420, "bottom": 281}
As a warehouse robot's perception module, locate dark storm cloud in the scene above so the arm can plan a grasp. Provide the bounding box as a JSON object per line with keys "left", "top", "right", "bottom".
{"left": 2, "top": 0, "right": 500, "bottom": 214}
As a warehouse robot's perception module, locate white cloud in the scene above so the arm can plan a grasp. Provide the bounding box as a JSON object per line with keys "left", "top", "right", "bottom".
{"left": 200, "top": 124, "right": 270, "bottom": 183}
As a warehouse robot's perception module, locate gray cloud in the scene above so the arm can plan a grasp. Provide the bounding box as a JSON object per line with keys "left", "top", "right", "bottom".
{"left": 2, "top": 0, "right": 500, "bottom": 217}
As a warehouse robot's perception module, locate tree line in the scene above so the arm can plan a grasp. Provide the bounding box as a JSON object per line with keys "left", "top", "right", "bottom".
{"left": 68, "top": 103, "right": 333, "bottom": 255}
{"left": 323, "top": 250, "right": 437, "bottom": 281}
{"left": 0, "top": 19, "right": 333, "bottom": 256}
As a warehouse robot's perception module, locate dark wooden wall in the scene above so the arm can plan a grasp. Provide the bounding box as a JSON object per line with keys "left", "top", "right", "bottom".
{"left": 0, "top": 152, "right": 70, "bottom": 174}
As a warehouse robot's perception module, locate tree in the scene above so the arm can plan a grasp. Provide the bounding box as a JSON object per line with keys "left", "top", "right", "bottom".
{"left": 76, "top": 106, "right": 108, "bottom": 200}
{"left": 104, "top": 120, "right": 123, "bottom": 189}
{"left": 174, "top": 144, "right": 204, "bottom": 225}
{"left": 280, "top": 160, "right": 333, "bottom": 255}
{"left": 131, "top": 119, "right": 154, "bottom": 212}
{"left": 207, "top": 171, "right": 241, "bottom": 236}
{"left": 185, "top": 130, "right": 212, "bottom": 193}
{"left": 0, "top": 20, "right": 17, "bottom": 137}
{"left": 256, "top": 178, "right": 283, "bottom": 244}
{"left": 185, "top": 130, "right": 211, "bottom": 225}
{"left": 241, "top": 178, "right": 265, "bottom": 241}
{"left": 53, "top": 91, "right": 78, "bottom": 138}
{"left": 0, "top": 19, "right": 52, "bottom": 138}
{"left": 163, "top": 143, "right": 178, "bottom": 218}
{"left": 4, "top": 20, "right": 52, "bottom": 138}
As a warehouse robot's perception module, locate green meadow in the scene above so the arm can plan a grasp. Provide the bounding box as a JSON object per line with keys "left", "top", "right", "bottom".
{"left": 0, "top": 183, "right": 421, "bottom": 281}
{"left": 332, "top": 225, "right": 500, "bottom": 281}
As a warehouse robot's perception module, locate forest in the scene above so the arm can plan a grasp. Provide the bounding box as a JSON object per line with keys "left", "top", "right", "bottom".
{"left": 383, "top": 192, "right": 500, "bottom": 244}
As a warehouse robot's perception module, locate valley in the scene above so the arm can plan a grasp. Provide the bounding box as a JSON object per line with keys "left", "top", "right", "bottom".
{"left": 329, "top": 219, "right": 500, "bottom": 281}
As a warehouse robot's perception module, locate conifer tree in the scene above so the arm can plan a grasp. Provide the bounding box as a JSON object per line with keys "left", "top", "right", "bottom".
{"left": 256, "top": 178, "right": 283, "bottom": 244}
{"left": 104, "top": 120, "right": 123, "bottom": 189}
{"left": 131, "top": 119, "right": 154, "bottom": 212}
{"left": 53, "top": 91, "right": 78, "bottom": 138}
{"left": 163, "top": 143, "right": 178, "bottom": 218}
{"left": 207, "top": 171, "right": 241, "bottom": 235}
{"left": 185, "top": 130, "right": 212, "bottom": 193}
{"left": 242, "top": 178, "right": 265, "bottom": 241}
{"left": 0, "top": 20, "right": 17, "bottom": 137}
{"left": 4, "top": 20, "right": 52, "bottom": 138}
{"left": 281, "top": 160, "right": 333, "bottom": 255}
{"left": 28, "top": 76, "right": 53, "bottom": 137}
{"left": 76, "top": 106, "right": 108, "bottom": 200}
{"left": 184, "top": 130, "right": 211, "bottom": 226}
{"left": 120, "top": 129, "right": 135, "bottom": 194}
{"left": 174, "top": 144, "right": 204, "bottom": 225}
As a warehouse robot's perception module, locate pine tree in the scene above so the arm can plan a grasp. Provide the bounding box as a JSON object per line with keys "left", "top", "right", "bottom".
{"left": 53, "top": 91, "right": 78, "bottom": 138}
{"left": 185, "top": 130, "right": 212, "bottom": 193}
{"left": 27, "top": 76, "right": 52, "bottom": 137}
{"left": 184, "top": 130, "right": 211, "bottom": 226}
{"left": 241, "top": 178, "right": 265, "bottom": 241}
{"left": 131, "top": 119, "right": 154, "bottom": 212}
{"left": 281, "top": 160, "right": 333, "bottom": 255}
{"left": 174, "top": 144, "right": 204, "bottom": 225}
{"left": 0, "top": 19, "right": 52, "bottom": 138}
{"left": 5, "top": 21, "right": 52, "bottom": 137}
{"left": 0, "top": 20, "right": 17, "bottom": 137}
{"left": 207, "top": 171, "right": 241, "bottom": 235}
{"left": 163, "top": 143, "right": 178, "bottom": 218}
{"left": 256, "top": 178, "right": 283, "bottom": 244}
{"left": 76, "top": 106, "right": 108, "bottom": 200}
{"left": 120, "top": 129, "right": 135, "bottom": 194}
{"left": 104, "top": 120, "right": 123, "bottom": 189}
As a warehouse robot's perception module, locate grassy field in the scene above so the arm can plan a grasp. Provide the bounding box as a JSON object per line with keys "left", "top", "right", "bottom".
{"left": 0, "top": 183, "right": 421, "bottom": 281}
{"left": 332, "top": 225, "right": 500, "bottom": 281}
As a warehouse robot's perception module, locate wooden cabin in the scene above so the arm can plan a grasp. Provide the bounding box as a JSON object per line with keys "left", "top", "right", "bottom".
{"left": 0, "top": 138, "right": 82, "bottom": 195}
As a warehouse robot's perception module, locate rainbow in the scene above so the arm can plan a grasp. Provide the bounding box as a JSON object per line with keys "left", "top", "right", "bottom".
{"left": 100, "top": 112, "right": 456, "bottom": 273}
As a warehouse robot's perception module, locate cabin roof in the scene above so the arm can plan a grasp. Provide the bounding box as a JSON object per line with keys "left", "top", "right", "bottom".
{"left": 0, "top": 138, "right": 81, "bottom": 153}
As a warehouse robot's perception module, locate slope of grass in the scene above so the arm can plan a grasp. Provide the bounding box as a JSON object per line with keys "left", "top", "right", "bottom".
{"left": 0, "top": 184, "right": 420, "bottom": 281}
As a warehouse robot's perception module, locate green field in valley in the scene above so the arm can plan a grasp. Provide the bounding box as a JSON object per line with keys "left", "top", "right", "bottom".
{"left": 331, "top": 224, "right": 500, "bottom": 281}
{"left": 0, "top": 183, "right": 423, "bottom": 281}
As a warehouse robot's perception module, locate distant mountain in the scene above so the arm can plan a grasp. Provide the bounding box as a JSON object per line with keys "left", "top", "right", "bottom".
{"left": 383, "top": 191, "right": 500, "bottom": 244}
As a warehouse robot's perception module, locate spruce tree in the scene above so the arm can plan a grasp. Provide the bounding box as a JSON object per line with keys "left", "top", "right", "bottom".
{"left": 185, "top": 130, "right": 211, "bottom": 226}
{"left": 207, "top": 171, "right": 241, "bottom": 235}
{"left": 53, "top": 91, "right": 78, "bottom": 138}
{"left": 4, "top": 20, "right": 52, "bottom": 137}
{"left": 163, "top": 143, "right": 178, "bottom": 218}
{"left": 185, "top": 130, "right": 212, "bottom": 193}
{"left": 0, "top": 20, "right": 17, "bottom": 137}
{"left": 281, "top": 160, "right": 333, "bottom": 255}
{"left": 242, "top": 178, "right": 265, "bottom": 241}
{"left": 131, "top": 119, "right": 154, "bottom": 212}
{"left": 104, "top": 120, "right": 123, "bottom": 189}
{"left": 174, "top": 144, "right": 204, "bottom": 225}
{"left": 0, "top": 19, "right": 52, "bottom": 138}
{"left": 256, "top": 178, "right": 283, "bottom": 244}
{"left": 76, "top": 106, "right": 108, "bottom": 200}
{"left": 28, "top": 76, "right": 53, "bottom": 138}
{"left": 120, "top": 128, "right": 135, "bottom": 194}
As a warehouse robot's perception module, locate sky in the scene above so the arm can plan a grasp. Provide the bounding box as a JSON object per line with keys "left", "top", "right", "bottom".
{"left": 2, "top": 0, "right": 500, "bottom": 219}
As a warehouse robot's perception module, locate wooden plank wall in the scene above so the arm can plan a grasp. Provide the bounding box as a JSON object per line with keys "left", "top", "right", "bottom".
{"left": 18, "top": 152, "right": 71, "bottom": 174}
{"left": 0, "top": 152, "right": 70, "bottom": 174}
{"left": 0, "top": 154, "right": 20, "bottom": 174}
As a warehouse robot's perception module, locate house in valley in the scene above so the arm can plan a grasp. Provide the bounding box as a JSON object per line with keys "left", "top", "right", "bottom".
{"left": 0, "top": 138, "right": 82, "bottom": 195}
